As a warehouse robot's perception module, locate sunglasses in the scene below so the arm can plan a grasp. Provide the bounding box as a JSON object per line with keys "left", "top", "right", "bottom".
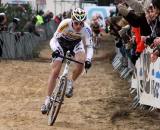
{"left": 73, "top": 21, "right": 84, "bottom": 27}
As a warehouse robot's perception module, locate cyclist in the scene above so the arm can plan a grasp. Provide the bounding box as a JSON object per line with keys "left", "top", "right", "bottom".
{"left": 90, "top": 16, "right": 101, "bottom": 37}
{"left": 90, "top": 15, "right": 102, "bottom": 48}
{"left": 41, "top": 8, "right": 94, "bottom": 114}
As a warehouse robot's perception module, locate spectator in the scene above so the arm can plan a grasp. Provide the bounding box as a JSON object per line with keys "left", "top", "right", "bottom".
{"left": 58, "top": 13, "right": 62, "bottom": 22}
{"left": 23, "top": 16, "right": 40, "bottom": 37}
{"left": 36, "top": 10, "right": 44, "bottom": 26}
{"left": 117, "top": 0, "right": 152, "bottom": 61}
{"left": 151, "top": 0, "right": 160, "bottom": 36}
{"left": 108, "top": 16, "right": 122, "bottom": 37}
{"left": 110, "top": 9, "right": 116, "bottom": 17}
{"left": 54, "top": 14, "right": 62, "bottom": 24}
{"left": 149, "top": 0, "right": 160, "bottom": 62}
{"left": 62, "top": 11, "right": 67, "bottom": 19}
{"left": 43, "top": 11, "right": 54, "bottom": 23}
{"left": 117, "top": 1, "right": 151, "bottom": 36}
{"left": 67, "top": 9, "right": 72, "bottom": 18}
{"left": 0, "top": 13, "right": 7, "bottom": 31}
{"left": 145, "top": 4, "right": 157, "bottom": 36}
{"left": 0, "top": 13, "right": 7, "bottom": 59}
{"left": 8, "top": 18, "right": 20, "bottom": 32}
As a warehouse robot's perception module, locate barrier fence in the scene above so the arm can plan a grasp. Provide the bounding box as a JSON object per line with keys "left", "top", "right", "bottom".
{"left": 0, "top": 20, "right": 58, "bottom": 59}
{"left": 113, "top": 45, "right": 160, "bottom": 111}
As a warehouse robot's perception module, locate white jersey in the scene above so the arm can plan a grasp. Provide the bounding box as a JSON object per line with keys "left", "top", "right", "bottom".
{"left": 52, "top": 18, "right": 93, "bottom": 61}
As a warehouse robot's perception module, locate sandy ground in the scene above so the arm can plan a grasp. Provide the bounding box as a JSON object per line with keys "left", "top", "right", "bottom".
{"left": 1, "top": 34, "right": 160, "bottom": 130}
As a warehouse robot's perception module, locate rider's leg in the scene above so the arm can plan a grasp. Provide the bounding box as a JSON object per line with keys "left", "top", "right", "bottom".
{"left": 65, "top": 51, "right": 85, "bottom": 98}
{"left": 65, "top": 41, "right": 85, "bottom": 98}
{"left": 72, "top": 51, "right": 85, "bottom": 81}
{"left": 41, "top": 60, "right": 62, "bottom": 114}
{"left": 47, "top": 60, "right": 62, "bottom": 96}
{"left": 47, "top": 37, "right": 64, "bottom": 96}
{"left": 41, "top": 37, "right": 64, "bottom": 113}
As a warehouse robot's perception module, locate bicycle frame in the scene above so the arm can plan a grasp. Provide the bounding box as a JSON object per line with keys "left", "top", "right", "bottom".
{"left": 57, "top": 51, "right": 83, "bottom": 78}
{"left": 52, "top": 52, "right": 72, "bottom": 95}
{"left": 60, "top": 53, "right": 71, "bottom": 78}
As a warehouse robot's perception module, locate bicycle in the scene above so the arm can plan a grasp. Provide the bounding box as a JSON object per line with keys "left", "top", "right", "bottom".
{"left": 93, "top": 33, "right": 101, "bottom": 54}
{"left": 47, "top": 51, "right": 83, "bottom": 126}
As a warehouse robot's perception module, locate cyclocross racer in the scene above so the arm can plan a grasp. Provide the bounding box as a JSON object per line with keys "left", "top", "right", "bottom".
{"left": 90, "top": 16, "right": 101, "bottom": 37}
{"left": 41, "top": 8, "right": 94, "bottom": 114}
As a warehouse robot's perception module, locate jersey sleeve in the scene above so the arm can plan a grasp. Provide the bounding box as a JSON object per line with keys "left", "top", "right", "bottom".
{"left": 54, "top": 19, "right": 69, "bottom": 38}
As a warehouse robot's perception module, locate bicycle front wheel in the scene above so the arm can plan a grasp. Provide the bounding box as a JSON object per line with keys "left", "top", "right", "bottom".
{"left": 48, "top": 76, "right": 67, "bottom": 126}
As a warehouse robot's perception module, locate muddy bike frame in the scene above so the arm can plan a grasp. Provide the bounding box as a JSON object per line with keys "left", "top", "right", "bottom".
{"left": 56, "top": 51, "right": 83, "bottom": 77}
{"left": 93, "top": 34, "right": 100, "bottom": 54}
{"left": 47, "top": 51, "right": 83, "bottom": 126}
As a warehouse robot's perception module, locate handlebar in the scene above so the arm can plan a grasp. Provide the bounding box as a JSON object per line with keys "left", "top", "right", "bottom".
{"left": 54, "top": 54, "right": 84, "bottom": 65}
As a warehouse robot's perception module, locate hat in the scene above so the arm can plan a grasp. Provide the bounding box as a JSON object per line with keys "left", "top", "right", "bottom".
{"left": 13, "top": 18, "right": 20, "bottom": 22}
{"left": 0, "top": 13, "right": 5, "bottom": 16}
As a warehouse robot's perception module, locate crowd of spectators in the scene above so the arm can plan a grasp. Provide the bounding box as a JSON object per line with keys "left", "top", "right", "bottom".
{"left": 107, "top": 0, "right": 160, "bottom": 67}
{"left": 0, "top": 6, "right": 72, "bottom": 33}
{"left": 0, "top": 3, "right": 73, "bottom": 59}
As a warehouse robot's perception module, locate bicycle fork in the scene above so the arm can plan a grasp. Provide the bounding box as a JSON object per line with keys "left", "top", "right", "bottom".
{"left": 50, "top": 60, "right": 71, "bottom": 104}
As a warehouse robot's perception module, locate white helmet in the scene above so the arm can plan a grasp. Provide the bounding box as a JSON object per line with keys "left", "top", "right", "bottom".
{"left": 71, "top": 8, "right": 87, "bottom": 22}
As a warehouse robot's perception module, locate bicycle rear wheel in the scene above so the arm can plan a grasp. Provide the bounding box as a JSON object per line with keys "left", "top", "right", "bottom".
{"left": 48, "top": 76, "right": 67, "bottom": 126}
{"left": 94, "top": 36, "right": 98, "bottom": 54}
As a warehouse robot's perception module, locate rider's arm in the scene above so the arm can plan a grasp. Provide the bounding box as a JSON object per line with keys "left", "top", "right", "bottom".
{"left": 84, "top": 26, "right": 94, "bottom": 62}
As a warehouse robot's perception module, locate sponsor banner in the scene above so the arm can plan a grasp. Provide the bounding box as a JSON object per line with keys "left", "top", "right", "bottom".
{"left": 84, "top": 6, "right": 116, "bottom": 27}
{"left": 131, "top": 59, "right": 139, "bottom": 89}
{"left": 132, "top": 47, "right": 160, "bottom": 108}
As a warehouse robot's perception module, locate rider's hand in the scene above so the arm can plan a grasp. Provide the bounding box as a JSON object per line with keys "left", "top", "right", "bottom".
{"left": 85, "top": 61, "right": 92, "bottom": 69}
{"left": 52, "top": 50, "right": 60, "bottom": 58}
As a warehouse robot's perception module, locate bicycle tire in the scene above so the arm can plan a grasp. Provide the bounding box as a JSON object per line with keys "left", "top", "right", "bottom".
{"left": 48, "top": 76, "right": 67, "bottom": 126}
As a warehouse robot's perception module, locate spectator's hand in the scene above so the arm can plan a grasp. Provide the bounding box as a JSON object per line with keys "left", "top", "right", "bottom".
{"left": 116, "top": 39, "right": 123, "bottom": 48}
{"left": 145, "top": 36, "right": 155, "bottom": 47}
{"left": 141, "top": 36, "right": 148, "bottom": 48}
{"left": 141, "top": 36, "right": 147, "bottom": 42}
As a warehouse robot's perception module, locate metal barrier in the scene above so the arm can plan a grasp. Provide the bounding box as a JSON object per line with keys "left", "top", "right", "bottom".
{"left": 113, "top": 43, "right": 160, "bottom": 110}
{"left": 0, "top": 20, "right": 58, "bottom": 59}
